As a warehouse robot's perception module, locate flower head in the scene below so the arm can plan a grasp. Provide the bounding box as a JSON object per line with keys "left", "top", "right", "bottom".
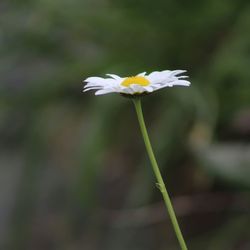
{"left": 83, "top": 70, "right": 190, "bottom": 96}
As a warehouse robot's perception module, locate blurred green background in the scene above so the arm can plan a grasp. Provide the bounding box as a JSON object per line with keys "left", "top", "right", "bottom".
{"left": 1, "top": 0, "right": 250, "bottom": 249}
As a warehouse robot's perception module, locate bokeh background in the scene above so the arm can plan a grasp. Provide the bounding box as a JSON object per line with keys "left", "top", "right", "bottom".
{"left": 1, "top": 0, "right": 250, "bottom": 249}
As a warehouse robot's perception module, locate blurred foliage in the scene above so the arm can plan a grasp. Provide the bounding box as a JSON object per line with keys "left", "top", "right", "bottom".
{"left": 0, "top": 0, "right": 250, "bottom": 250}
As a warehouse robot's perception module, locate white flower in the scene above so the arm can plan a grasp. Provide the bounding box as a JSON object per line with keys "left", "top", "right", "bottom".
{"left": 83, "top": 70, "right": 190, "bottom": 96}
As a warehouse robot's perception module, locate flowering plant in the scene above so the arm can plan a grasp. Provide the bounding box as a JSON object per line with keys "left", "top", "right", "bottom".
{"left": 83, "top": 70, "right": 190, "bottom": 250}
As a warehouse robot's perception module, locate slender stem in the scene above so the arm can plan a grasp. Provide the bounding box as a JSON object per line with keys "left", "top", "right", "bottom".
{"left": 133, "top": 98, "right": 188, "bottom": 250}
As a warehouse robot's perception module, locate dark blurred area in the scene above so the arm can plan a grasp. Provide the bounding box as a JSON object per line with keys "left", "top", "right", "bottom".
{"left": 1, "top": 0, "right": 250, "bottom": 249}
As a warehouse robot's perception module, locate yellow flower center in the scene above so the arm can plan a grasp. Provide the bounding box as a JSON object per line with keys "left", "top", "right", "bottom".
{"left": 121, "top": 76, "right": 150, "bottom": 87}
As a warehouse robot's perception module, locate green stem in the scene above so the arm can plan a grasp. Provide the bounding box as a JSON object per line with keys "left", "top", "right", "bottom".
{"left": 133, "top": 98, "right": 188, "bottom": 250}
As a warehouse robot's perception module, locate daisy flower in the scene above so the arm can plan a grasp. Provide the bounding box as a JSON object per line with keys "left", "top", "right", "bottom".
{"left": 83, "top": 70, "right": 190, "bottom": 96}
{"left": 83, "top": 69, "right": 190, "bottom": 249}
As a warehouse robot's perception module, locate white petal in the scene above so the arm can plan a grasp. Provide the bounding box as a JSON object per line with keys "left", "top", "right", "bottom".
{"left": 147, "top": 70, "right": 171, "bottom": 77}
{"left": 147, "top": 70, "right": 188, "bottom": 85}
{"left": 137, "top": 72, "right": 147, "bottom": 76}
{"left": 178, "top": 75, "right": 189, "bottom": 79}
{"left": 83, "top": 86, "right": 103, "bottom": 92}
{"left": 106, "top": 74, "right": 122, "bottom": 80}
{"left": 84, "top": 77, "right": 105, "bottom": 83}
{"left": 170, "top": 70, "right": 186, "bottom": 76}
{"left": 143, "top": 86, "right": 154, "bottom": 92}
{"left": 148, "top": 83, "right": 160, "bottom": 90}
{"left": 84, "top": 82, "right": 104, "bottom": 88}
{"left": 173, "top": 80, "right": 191, "bottom": 86}
{"left": 85, "top": 78, "right": 119, "bottom": 89}
{"left": 95, "top": 89, "right": 114, "bottom": 95}
{"left": 162, "top": 80, "right": 191, "bottom": 88}
{"left": 120, "top": 88, "right": 134, "bottom": 94}
{"left": 147, "top": 70, "right": 171, "bottom": 83}
{"left": 130, "top": 84, "right": 146, "bottom": 93}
